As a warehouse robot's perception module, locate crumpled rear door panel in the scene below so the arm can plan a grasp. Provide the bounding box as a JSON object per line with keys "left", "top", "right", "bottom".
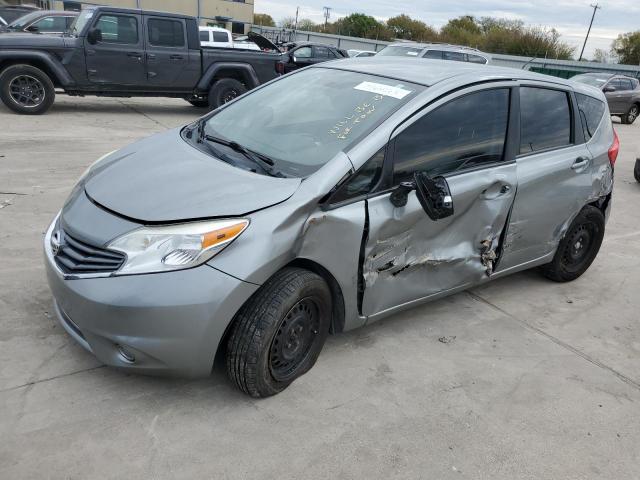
{"left": 361, "top": 163, "right": 517, "bottom": 318}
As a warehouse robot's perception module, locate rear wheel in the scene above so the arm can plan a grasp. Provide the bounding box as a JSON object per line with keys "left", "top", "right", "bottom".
{"left": 0, "top": 64, "right": 55, "bottom": 115}
{"left": 542, "top": 206, "right": 605, "bottom": 282}
{"left": 208, "top": 78, "right": 247, "bottom": 110}
{"left": 226, "top": 268, "right": 331, "bottom": 397}
{"left": 621, "top": 103, "right": 639, "bottom": 125}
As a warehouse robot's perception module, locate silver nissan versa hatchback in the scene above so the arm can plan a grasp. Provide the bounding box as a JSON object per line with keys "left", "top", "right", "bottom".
{"left": 45, "top": 58, "right": 618, "bottom": 397}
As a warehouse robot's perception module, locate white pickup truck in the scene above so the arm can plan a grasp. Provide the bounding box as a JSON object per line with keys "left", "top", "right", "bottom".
{"left": 199, "top": 26, "right": 261, "bottom": 51}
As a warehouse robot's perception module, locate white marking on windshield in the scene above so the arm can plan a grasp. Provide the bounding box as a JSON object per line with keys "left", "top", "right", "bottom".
{"left": 354, "top": 81, "right": 413, "bottom": 99}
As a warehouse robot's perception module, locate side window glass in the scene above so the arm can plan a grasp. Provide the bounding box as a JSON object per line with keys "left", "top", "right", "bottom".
{"left": 622, "top": 79, "right": 633, "bottom": 91}
{"left": 199, "top": 30, "right": 209, "bottom": 42}
{"left": 330, "top": 149, "right": 385, "bottom": 204}
{"left": 33, "top": 17, "right": 67, "bottom": 32}
{"left": 314, "top": 46, "right": 330, "bottom": 58}
{"left": 423, "top": 50, "right": 443, "bottom": 59}
{"left": 212, "top": 31, "right": 228, "bottom": 42}
{"left": 468, "top": 54, "right": 487, "bottom": 64}
{"left": 443, "top": 51, "right": 466, "bottom": 62}
{"left": 576, "top": 93, "right": 605, "bottom": 141}
{"left": 519, "top": 87, "right": 571, "bottom": 154}
{"left": 147, "top": 18, "right": 184, "bottom": 47}
{"left": 95, "top": 14, "right": 138, "bottom": 44}
{"left": 393, "top": 89, "right": 510, "bottom": 183}
{"left": 295, "top": 46, "right": 312, "bottom": 58}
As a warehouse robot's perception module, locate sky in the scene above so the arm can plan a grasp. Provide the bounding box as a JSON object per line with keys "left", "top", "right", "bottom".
{"left": 254, "top": 0, "right": 640, "bottom": 59}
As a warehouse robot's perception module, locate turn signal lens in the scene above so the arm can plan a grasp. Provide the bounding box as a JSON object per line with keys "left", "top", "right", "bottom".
{"left": 202, "top": 222, "right": 248, "bottom": 249}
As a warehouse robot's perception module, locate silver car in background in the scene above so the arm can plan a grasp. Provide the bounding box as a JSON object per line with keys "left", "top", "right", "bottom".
{"left": 44, "top": 59, "right": 617, "bottom": 397}
{"left": 377, "top": 42, "right": 491, "bottom": 64}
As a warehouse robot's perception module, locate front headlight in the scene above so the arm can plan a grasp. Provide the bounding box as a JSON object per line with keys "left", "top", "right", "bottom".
{"left": 107, "top": 219, "right": 249, "bottom": 275}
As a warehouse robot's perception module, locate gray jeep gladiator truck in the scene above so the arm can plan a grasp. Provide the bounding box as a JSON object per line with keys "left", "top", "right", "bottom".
{"left": 0, "top": 6, "right": 283, "bottom": 114}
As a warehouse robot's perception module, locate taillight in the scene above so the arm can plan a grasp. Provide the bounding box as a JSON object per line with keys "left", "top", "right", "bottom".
{"left": 275, "top": 62, "right": 285, "bottom": 75}
{"left": 608, "top": 129, "right": 619, "bottom": 167}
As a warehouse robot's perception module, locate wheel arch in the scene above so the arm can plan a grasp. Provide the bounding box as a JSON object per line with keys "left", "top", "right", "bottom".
{"left": 0, "top": 51, "right": 73, "bottom": 89}
{"left": 197, "top": 62, "right": 260, "bottom": 93}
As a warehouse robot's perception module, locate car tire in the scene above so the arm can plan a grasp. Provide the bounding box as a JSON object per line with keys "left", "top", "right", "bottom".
{"left": 226, "top": 268, "right": 332, "bottom": 397}
{"left": 0, "top": 64, "right": 55, "bottom": 115}
{"left": 621, "top": 103, "right": 639, "bottom": 125}
{"left": 542, "top": 206, "right": 605, "bottom": 282}
{"left": 188, "top": 99, "right": 209, "bottom": 108}
{"left": 634, "top": 158, "right": 640, "bottom": 183}
{"left": 208, "top": 78, "right": 247, "bottom": 110}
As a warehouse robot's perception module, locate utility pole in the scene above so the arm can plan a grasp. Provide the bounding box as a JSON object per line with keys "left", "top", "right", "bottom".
{"left": 294, "top": 6, "right": 299, "bottom": 34}
{"left": 579, "top": 3, "right": 601, "bottom": 61}
{"left": 323, "top": 6, "right": 332, "bottom": 32}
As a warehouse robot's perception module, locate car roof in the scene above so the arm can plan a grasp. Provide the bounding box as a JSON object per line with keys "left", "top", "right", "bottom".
{"left": 385, "top": 42, "right": 487, "bottom": 55}
{"left": 84, "top": 5, "right": 194, "bottom": 20}
{"left": 318, "top": 57, "right": 578, "bottom": 88}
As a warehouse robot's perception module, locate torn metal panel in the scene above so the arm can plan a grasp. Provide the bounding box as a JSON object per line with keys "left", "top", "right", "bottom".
{"left": 361, "top": 163, "right": 517, "bottom": 318}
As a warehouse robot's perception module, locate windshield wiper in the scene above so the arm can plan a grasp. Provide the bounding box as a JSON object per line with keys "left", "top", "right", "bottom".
{"left": 203, "top": 134, "right": 285, "bottom": 178}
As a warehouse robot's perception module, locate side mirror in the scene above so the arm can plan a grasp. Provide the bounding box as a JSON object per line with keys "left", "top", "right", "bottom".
{"left": 87, "top": 27, "right": 102, "bottom": 44}
{"left": 389, "top": 172, "right": 454, "bottom": 221}
{"left": 603, "top": 85, "right": 616, "bottom": 93}
{"left": 26, "top": 25, "right": 39, "bottom": 32}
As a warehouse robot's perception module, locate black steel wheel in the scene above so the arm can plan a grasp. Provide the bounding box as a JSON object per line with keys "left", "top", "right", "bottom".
{"left": 226, "top": 268, "right": 331, "bottom": 397}
{"left": 207, "top": 78, "right": 247, "bottom": 110}
{"left": 0, "top": 64, "right": 55, "bottom": 115}
{"left": 542, "top": 206, "right": 605, "bottom": 282}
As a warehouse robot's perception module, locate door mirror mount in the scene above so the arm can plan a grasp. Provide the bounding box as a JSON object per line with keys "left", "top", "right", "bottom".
{"left": 389, "top": 181, "right": 414, "bottom": 208}
{"left": 603, "top": 85, "right": 616, "bottom": 93}
{"left": 413, "top": 172, "right": 454, "bottom": 220}
{"left": 87, "top": 28, "right": 102, "bottom": 44}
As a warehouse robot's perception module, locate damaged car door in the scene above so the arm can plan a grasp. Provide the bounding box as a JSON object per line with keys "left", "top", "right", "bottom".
{"left": 361, "top": 85, "right": 518, "bottom": 318}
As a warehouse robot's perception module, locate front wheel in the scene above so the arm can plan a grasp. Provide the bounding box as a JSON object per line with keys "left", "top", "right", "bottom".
{"left": 0, "top": 64, "right": 55, "bottom": 115}
{"left": 207, "top": 78, "right": 247, "bottom": 110}
{"left": 621, "top": 103, "right": 639, "bottom": 125}
{"left": 226, "top": 268, "right": 332, "bottom": 397}
{"left": 541, "top": 206, "right": 605, "bottom": 282}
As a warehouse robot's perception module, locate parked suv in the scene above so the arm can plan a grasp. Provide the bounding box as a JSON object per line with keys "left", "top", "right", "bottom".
{"left": 0, "top": 10, "right": 78, "bottom": 34}
{"left": 44, "top": 59, "right": 616, "bottom": 397}
{"left": 572, "top": 73, "right": 640, "bottom": 125}
{"left": 377, "top": 42, "right": 490, "bottom": 64}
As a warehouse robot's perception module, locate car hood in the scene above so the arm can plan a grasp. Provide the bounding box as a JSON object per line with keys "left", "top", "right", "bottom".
{"left": 84, "top": 129, "right": 302, "bottom": 223}
{"left": 247, "top": 31, "right": 280, "bottom": 52}
{"left": 0, "top": 31, "right": 67, "bottom": 47}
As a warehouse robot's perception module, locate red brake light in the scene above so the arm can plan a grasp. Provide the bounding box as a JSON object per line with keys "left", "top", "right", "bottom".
{"left": 608, "top": 129, "right": 620, "bottom": 167}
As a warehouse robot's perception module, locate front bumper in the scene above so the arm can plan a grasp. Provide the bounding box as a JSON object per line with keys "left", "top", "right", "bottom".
{"left": 44, "top": 216, "right": 259, "bottom": 377}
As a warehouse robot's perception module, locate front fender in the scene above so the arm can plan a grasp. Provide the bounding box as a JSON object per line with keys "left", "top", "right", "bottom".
{"left": 0, "top": 50, "right": 74, "bottom": 87}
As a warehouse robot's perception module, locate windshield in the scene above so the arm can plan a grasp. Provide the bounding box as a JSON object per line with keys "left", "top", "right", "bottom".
{"left": 201, "top": 68, "right": 424, "bottom": 177}
{"left": 7, "top": 11, "right": 39, "bottom": 29}
{"left": 572, "top": 75, "right": 609, "bottom": 88}
{"left": 70, "top": 8, "right": 94, "bottom": 36}
{"left": 377, "top": 46, "right": 424, "bottom": 57}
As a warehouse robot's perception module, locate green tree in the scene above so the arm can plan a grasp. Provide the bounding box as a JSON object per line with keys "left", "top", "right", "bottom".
{"left": 297, "top": 19, "right": 316, "bottom": 31}
{"left": 333, "top": 13, "right": 382, "bottom": 39}
{"left": 611, "top": 31, "right": 640, "bottom": 65}
{"left": 386, "top": 14, "right": 437, "bottom": 42}
{"left": 280, "top": 17, "right": 296, "bottom": 29}
{"left": 253, "top": 13, "right": 275, "bottom": 27}
{"left": 440, "top": 15, "right": 482, "bottom": 46}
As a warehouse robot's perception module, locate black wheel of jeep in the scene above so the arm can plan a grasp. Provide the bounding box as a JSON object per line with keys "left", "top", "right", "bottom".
{"left": 187, "top": 99, "right": 209, "bottom": 108}
{"left": 634, "top": 159, "right": 640, "bottom": 183}
{"left": 0, "top": 64, "right": 55, "bottom": 115}
{"left": 226, "top": 268, "right": 332, "bottom": 397}
{"left": 208, "top": 78, "right": 247, "bottom": 110}
{"left": 621, "top": 103, "right": 639, "bottom": 125}
{"left": 542, "top": 206, "right": 605, "bottom": 282}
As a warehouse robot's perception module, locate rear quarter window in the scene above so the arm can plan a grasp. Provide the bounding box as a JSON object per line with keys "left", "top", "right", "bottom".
{"left": 519, "top": 87, "right": 572, "bottom": 154}
{"left": 576, "top": 93, "right": 605, "bottom": 141}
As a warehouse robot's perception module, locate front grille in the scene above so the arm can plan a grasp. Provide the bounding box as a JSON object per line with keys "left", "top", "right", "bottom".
{"left": 54, "top": 230, "right": 126, "bottom": 275}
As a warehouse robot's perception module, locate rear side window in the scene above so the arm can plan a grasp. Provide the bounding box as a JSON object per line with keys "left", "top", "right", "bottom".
{"left": 95, "top": 14, "right": 138, "bottom": 44}
{"left": 148, "top": 18, "right": 184, "bottom": 47}
{"left": 443, "top": 51, "right": 466, "bottom": 62}
{"left": 212, "top": 31, "right": 228, "bottom": 42}
{"left": 519, "top": 87, "right": 572, "bottom": 154}
{"left": 393, "top": 88, "right": 510, "bottom": 182}
{"left": 313, "top": 45, "right": 331, "bottom": 58}
{"left": 576, "top": 93, "right": 605, "bottom": 141}
{"left": 468, "top": 54, "right": 487, "bottom": 64}
{"left": 423, "top": 50, "right": 443, "bottom": 59}
{"left": 32, "top": 16, "right": 68, "bottom": 32}
{"left": 199, "top": 30, "right": 209, "bottom": 41}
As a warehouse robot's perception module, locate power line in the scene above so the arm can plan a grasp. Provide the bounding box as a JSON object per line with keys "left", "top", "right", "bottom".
{"left": 579, "top": 3, "right": 601, "bottom": 61}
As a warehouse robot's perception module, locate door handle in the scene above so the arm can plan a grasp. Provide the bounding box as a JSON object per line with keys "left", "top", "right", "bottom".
{"left": 127, "top": 52, "right": 142, "bottom": 60}
{"left": 147, "top": 53, "right": 156, "bottom": 60}
{"left": 169, "top": 54, "right": 184, "bottom": 60}
{"left": 571, "top": 156, "right": 590, "bottom": 170}
{"left": 481, "top": 182, "right": 512, "bottom": 199}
